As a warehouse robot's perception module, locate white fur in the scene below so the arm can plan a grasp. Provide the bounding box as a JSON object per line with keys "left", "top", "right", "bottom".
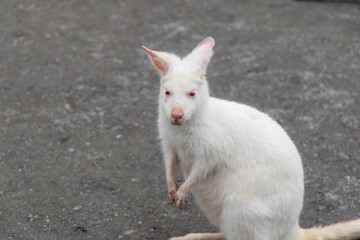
{"left": 143, "top": 38, "right": 360, "bottom": 240}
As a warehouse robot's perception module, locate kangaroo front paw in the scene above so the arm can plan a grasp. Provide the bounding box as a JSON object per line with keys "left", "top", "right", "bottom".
{"left": 174, "top": 187, "right": 188, "bottom": 210}
{"left": 168, "top": 183, "right": 179, "bottom": 203}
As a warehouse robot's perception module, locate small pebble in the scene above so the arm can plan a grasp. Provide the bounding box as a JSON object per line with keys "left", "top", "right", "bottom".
{"left": 73, "top": 205, "right": 82, "bottom": 211}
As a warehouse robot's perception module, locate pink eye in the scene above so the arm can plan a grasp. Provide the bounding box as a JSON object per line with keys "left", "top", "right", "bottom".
{"left": 189, "top": 91, "right": 196, "bottom": 97}
{"left": 165, "top": 90, "right": 171, "bottom": 96}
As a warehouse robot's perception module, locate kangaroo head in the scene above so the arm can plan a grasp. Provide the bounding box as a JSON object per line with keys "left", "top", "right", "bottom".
{"left": 143, "top": 37, "right": 215, "bottom": 126}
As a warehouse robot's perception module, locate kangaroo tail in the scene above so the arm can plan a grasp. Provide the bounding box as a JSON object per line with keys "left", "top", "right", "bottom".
{"left": 301, "top": 218, "right": 360, "bottom": 240}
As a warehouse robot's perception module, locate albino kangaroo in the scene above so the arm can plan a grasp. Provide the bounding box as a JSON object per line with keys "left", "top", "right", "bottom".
{"left": 142, "top": 37, "right": 360, "bottom": 240}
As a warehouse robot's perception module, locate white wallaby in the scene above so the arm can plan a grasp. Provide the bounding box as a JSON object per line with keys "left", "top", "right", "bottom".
{"left": 142, "top": 37, "right": 360, "bottom": 240}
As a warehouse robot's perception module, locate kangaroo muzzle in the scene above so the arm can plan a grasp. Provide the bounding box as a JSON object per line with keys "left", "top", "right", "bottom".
{"left": 171, "top": 107, "right": 184, "bottom": 125}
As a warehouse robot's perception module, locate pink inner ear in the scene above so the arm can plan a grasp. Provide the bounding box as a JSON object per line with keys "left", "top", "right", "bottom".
{"left": 198, "top": 37, "right": 215, "bottom": 54}
{"left": 142, "top": 46, "right": 169, "bottom": 74}
{"left": 152, "top": 56, "right": 169, "bottom": 73}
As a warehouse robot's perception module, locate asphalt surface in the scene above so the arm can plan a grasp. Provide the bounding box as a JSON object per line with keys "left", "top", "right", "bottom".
{"left": 0, "top": 0, "right": 359, "bottom": 239}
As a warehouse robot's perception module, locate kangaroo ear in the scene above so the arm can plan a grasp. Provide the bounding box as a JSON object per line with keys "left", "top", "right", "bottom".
{"left": 185, "top": 37, "right": 215, "bottom": 75}
{"left": 142, "top": 46, "right": 169, "bottom": 75}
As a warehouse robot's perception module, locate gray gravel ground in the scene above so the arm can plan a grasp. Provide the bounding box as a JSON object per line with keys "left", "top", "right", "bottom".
{"left": 0, "top": 0, "right": 359, "bottom": 239}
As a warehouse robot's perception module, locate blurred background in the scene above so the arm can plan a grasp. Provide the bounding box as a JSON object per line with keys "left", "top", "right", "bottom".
{"left": 0, "top": 0, "right": 359, "bottom": 239}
